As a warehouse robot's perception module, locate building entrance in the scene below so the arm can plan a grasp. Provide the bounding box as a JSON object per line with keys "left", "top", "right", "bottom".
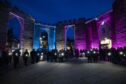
{"left": 99, "top": 21, "right": 112, "bottom": 49}
{"left": 100, "top": 38, "right": 112, "bottom": 49}
{"left": 7, "top": 12, "right": 24, "bottom": 50}
{"left": 65, "top": 25, "right": 75, "bottom": 50}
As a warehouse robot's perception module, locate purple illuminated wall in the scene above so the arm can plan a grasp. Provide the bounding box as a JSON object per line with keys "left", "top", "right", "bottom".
{"left": 114, "top": 17, "right": 126, "bottom": 48}
{"left": 86, "top": 20, "right": 99, "bottom": 49}
{"left": 63, "top": 21, "right": 87, "bottom": 50}
{"left": 86, "top": 5, "right": 126, "bottom": 49}
{"left": 85, "top": 10, "right": 113, "bottom": 49}
{"left": 112, "top": 0, "right": 126, "bottom": 48}
{"left": 60, "top": 0, "right": 126, "bottom": 50}
{"left": 96, "top": 11, "right": 112, "bottom": 48}
{"left": 75, "top": 22, "right": 87, "bottom": 50}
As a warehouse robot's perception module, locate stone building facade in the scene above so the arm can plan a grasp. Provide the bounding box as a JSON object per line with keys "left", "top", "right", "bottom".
{"left": 56, "top": 19, "right": 87, "bottom": 50}
{"left": 0, "top": 1, "right": 9, "bottom": 50}
{"left": 1, "top": 0, "right": 126, "bottom": 51}
{"left": 112, "top": 0, "right": 126, "bottom": 48}
{"left": 0, "top": 1, "right": 34, "bottom": 51}
{"left": 56, "top": 0, "right": 126, "bottom": 50}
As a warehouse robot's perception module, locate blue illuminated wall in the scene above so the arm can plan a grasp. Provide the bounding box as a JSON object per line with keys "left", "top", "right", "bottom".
{"left": 48, "top": 28, "right": 56, "bottom": 50}
{"left": 33, "top": 24, "right": 56, "bottom": 51}
{"left": 33, "top": 24, "right": 41, "bottom": 50}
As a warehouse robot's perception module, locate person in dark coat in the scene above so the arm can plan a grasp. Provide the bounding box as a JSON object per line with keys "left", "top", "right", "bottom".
{"left": 2, "top": 49, "right": 9, "bottom": 65}
{"left": 23, "top": 49, "right": 29, "bottom": 66}
{"left": 58, "top": 49, "right": 65, "bottom": 62}
{"left": 30, "top": 49, "right": 36, "bottom": 64}
{"left": 13, "top": 49, "right": 21, "bottom": 68}
{"left": 8, "top": 50, "right": 12, "bottom": 64}
{"left": 86, "top": 50, "right": 91, "bottom": 63}
{"left": 75, "top": 49, "right": 79, "bottom": 58}
{"left": 36, "top": 49, "right": 41, "bottom": 63}
{"left": 52, "top": 49, "right": 58, "bottom": 62}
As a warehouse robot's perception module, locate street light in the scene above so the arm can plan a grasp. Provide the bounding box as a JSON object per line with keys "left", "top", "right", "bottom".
{"left": 61, "top": 52, "right": 64, "bottom": 56}
{"left": 26, "top": 54, "right": 29, "bottom": 57}
{"left": 16, "top": 53, "right": 18, "bottom": 56}
{"left": 108, "top": 52, "right": 111, "bottom": 56}
{"left": 54, "top": 52, "right": 57, "bottom": 56}
{"left": 82, "top": 52, "right": 85, "bottom": 56}
{"left": 87, "top": 51, "right": 90, "bottom": 54}
{"left": 93, "top": 51, "right": 96, "bottom": 54}
{"left": 40, "top": 37, "right": 42, "bottom": 40}
{"left": 119, "top": 51, "right": 123, "bottom": 55}
{"left": 42, "top": 36, "right": 45, "bottom": 38}
{"left": 8, "top": 52, "right": 12, "bottom": 56}
{"left": 40, "top": 53, "right": 43, "bottom": 60}
{"left": 67, "top": 46, "right": 70, "bottom": 50}
{"left": 90, "top": 49, "right": 93, "bottom": 51}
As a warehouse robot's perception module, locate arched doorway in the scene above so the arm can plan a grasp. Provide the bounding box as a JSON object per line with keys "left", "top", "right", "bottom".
{"left": 65, "top": 25, "right": 75, "bottom": 50}
{"left": 7, "top": 13, "right": 24, "bottom": 50}
{"left": 40, "top": 30, "right": 48, "bottom": 49}
{"left": 33, "top": 23, "right": 56, "bottom": 51}
{"left": 99, "top": 21, "right": 112, "bottom": 49}
{"left": 7, "top": 18, "right": 20, "bottom": 49}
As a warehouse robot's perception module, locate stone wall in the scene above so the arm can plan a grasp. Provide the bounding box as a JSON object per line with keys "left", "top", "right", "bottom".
{"left": 86, "top": 20, "right": 99, "bottom": 49}
{"left": 0, "top": 2, "right": 9, "bottom": 50}
{"left": 0, "top": 1, "right": 34, "bottom": 51}
{"left": 56, "top": 19, "right": 89, "bottom": 50}
{"left": 112, "top": 0, "right": 126, "bottom": 48}
{"left": 56, "top": 23, "right": 65, "bottom": 50}
{"left": 23, "top": 17, "right": 34, "bottom": 51}
{"left": 75, "top": 21, "right": 87, "bottom": 50}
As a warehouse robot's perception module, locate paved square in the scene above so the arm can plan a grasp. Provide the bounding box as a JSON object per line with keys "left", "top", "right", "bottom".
{"left": 0, "top": 59, "right": 126, "bottom": 84}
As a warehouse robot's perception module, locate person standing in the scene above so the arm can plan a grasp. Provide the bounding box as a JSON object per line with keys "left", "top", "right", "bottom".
{"left": 2, "top": 49, "right": 9, "bottom": 65}
{"left": 53, "top": 49, "right": 58, "bottom": 62}
{"left": 13, "top": 49, "right": 21, "bottom": 68}
{"left": 8, "top": 50, "right": 12, "bottom": 64}
{"left": 36, "top": 49, "right": 41, "bottom": 63}
{"left": 23, "top": 49, "right": 29, "bottom": 66}
{"left": 30, "top": 49, "right": 36, "bottom": 64}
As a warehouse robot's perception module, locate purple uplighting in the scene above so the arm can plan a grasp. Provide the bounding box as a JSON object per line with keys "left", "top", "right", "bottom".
{"left": 86, "top": 20, "right": 99, "bottom": 49}
{"left": 75, "top": 24, "right": 87, "bottom": 50}
{"left": 63, "top": 9, "right": 126, "bottom": 50}
{"left": 114, "top": 16, "right": 126, "bottom": 48}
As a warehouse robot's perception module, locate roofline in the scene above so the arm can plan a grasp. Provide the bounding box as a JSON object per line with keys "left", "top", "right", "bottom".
{"left": 85, "top": 10, "right": 112, "bottom": 24}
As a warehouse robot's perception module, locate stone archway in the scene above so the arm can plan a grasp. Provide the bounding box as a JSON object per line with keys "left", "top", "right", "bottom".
{"left": 99, "top": 21, "right": 112, "bottom": 49}
{"left": 7, "top": 12, "right": 24, "bottom": 50}
{"left": 40, "top": 30, "right": 48, "bottom": 49}
{"left": 64, "top": 25, "right": 75, "bottom": 50}
{"left": 33, "top": 23, "right": 56, "bottom": 51}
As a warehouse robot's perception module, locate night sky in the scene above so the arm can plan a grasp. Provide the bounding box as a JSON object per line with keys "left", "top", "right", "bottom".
{"left": 9, "top": 0, "right": 114, "bottom": 24}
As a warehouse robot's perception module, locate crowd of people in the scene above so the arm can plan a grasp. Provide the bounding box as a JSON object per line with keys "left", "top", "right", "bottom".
{"left": 0, "top": 47, "right": 126, "bottom": 68}
{"left": 0, "top": 49, "right": 44, "bottom": 68}
{"left": 0, "top": 48, "right": 75, "bottom": 68}
{"left": 80, "top": 47, "right": 126, "bottom": 64}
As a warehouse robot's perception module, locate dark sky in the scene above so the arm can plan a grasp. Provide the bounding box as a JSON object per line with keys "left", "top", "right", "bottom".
{"left": 9, "top": 0, "right": 114, "bottom": 24}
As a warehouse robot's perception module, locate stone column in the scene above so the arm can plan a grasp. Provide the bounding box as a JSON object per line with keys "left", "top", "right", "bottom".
{"left": 56, "top": 23, "right": 65, "bottom": 50}
{"left": 0, "top": 3, "right": 9, "bottom": 50}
